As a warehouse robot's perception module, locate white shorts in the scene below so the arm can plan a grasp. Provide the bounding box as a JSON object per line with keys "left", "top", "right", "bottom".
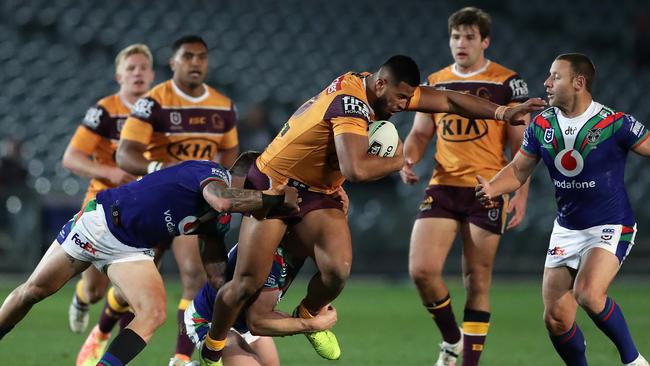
{"left": 57, "top": 202, "right": 155, "bottom": 272}
{"left": 184, "top": 301, "right": 260, "bottom": 349}
{"left": 545, "top": 220, "right": 636, "bottom": 269}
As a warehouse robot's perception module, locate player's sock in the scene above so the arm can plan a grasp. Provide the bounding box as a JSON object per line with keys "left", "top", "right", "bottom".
{"left": 119, "top": 311, "right": 135, "bottom": 330}
{"left": 588, "top": 297, "right": 639, "bottom": 364}
{"left": 174, "top": 298, "right": 195, "bottom": 360}
{"left": 0, "top": 325, "right": 14, "bottom": 340}
{"left": 98, "top": 328, "right": 146, "bottom": 365}
{"left": 462, "top": 308, "right": 490, "bottom": 366}
{"left": 201, "top": 334, "right": 225, "bottom": 361}
{"left": 98, "top": 287, "right": 130, "bottom": 334}
{"left": 549, "top": 322, "right": 588, "bottom": 366}
{"left": 425, "top": 294, "right": 461, "bottom": 344}
{"left": 75, "top": 279, "right": 89, "bottom": 306}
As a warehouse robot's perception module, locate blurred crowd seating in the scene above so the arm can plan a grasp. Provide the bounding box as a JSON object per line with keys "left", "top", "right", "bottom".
{"left": 1, "top": 0, "right": 649, "bottom": 274}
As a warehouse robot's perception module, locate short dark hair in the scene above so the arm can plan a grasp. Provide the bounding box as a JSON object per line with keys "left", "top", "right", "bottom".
{"left": 555, "top": 53, "right": 596, "bottom": 93}
{"left": 172, "top": 35, "right": 208, "bottom": 54}
{"left": 229, "top": 151, "right": 261, "bottom": 176}
{"left": 448, "top": 7, "right": 491, "bottom": 39}
{"left": 381, "top": 55, "right": 421, "bottom": 87}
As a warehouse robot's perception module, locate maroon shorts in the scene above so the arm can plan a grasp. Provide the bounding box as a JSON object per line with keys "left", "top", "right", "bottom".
{"left": 415, "top": 185, "right": 508, "bottom": 235}
{"left": 245, "top": 163, "right": 343, "bottom": 223}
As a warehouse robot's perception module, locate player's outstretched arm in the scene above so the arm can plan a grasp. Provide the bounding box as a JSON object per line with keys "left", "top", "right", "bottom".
{"left": 413, "top": 86, "right": 546, "bottom": 126}
{"left": 476, "top": 150, "right": 538, "bottom": 207}
{"left": 401, "top": 112, "right": 435, "bottom": 185}
{"left": 202, "top": 181, "right": 299, "bottom": 214}
{"left": 63, "top": 145, "right": 136, "bottom": 185}
{"left": 246, "top": 290, "right": 337, "bottom": 336}
{"left": 335, "top": 133, "right": 404, "bottom": 182}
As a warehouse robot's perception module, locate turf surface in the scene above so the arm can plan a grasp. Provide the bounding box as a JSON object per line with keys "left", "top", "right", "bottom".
{"left": 0, "top": 278, "right": 648, "bottom": 365}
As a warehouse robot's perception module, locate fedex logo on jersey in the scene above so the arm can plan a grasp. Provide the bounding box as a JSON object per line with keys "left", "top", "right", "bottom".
{"left": 71, "top": 233, "right": 97, "bottom": 256}
{"left": 547, "top": 246, "right": 566, "bottom": 256}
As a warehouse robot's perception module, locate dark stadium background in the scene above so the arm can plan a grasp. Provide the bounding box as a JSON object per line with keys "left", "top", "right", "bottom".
{"left": 1, "top": 0, "right": 649, "bottom": 279}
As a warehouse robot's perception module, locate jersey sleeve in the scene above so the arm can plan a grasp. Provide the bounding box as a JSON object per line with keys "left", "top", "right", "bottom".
{"left": 324, "top": 94, "right": 370, "bottom": 136}
{"left": 617, "top": 114, "right": 649, "bottom": 149}
{"left": 520, "top": 119, "right": 541, "bottom": 158}
{"left": 120, "top": 97, "right": 160, "bottom": 144}
{"left": 69, "top": 104, "right": 112, "bottom": 154}
{"left": 180, "top": 161, "right": 232, "bottom": 193}
{"left": 504, "top": 74, "right": 529, "bottom": 104}
{"left": 406, "top": 86, "right": 422, "bottom": 111}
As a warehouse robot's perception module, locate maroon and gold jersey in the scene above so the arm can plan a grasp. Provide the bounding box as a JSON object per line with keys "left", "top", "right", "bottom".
{"left": 120, "top": 80, "right": 238, "bottom": 163}
{"left": 423, "top": 61, "right": 528, "bottom": 187}
{"left": 69, "top": 93, "right": 131, "bottom": 206}
{"left": 257, "top": 72, "right": 374, "bottom": 194}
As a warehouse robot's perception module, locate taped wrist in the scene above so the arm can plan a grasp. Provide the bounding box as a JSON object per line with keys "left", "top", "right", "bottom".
{"left": 262, "top": 193, "right": 284, "bottom": 209}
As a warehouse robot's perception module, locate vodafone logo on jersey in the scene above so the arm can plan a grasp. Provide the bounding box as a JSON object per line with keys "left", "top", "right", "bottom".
{"left": 554, "top": 148, "right": 584, "bottom": 177}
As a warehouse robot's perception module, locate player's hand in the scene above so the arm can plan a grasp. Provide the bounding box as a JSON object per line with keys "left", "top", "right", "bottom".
{"left": 311, "top": 305, "right": 338, "bottom": 331}
{"left": 504, "top": 98, "right": 546, "bottom": 126}
{"left": 105, "top": 166, "right": 137, "bottom": 185}
{"left": 332, "top": 186, "right": 350, "bottom": 215}
{"left": 274, "top": 185, "right": 300, "bottom": 211}
{"left": 399, "top": 158, "right": 419, "bottom": 185}
{"left": 475, "top": 175, "right": 499, "bottom": 208}
{"left": 506, "top": 190, "right": 527, "bottom": 230}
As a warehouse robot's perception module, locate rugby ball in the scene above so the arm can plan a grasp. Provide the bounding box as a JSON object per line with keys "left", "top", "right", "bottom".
{"left": 367, "top": 120, "right": 399, "bottom": 157}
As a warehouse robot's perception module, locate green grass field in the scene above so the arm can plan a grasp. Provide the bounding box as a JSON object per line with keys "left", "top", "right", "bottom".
{"left": 1, "top": 278, "right": 648, "bottom": 365}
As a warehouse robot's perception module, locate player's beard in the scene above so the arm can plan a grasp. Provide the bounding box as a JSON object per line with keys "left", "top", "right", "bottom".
{"left": 373, "top": 96, "right": 391, "bottom": 120}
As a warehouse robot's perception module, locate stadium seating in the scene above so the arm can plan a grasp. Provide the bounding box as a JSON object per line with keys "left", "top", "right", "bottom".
{"left": 1, "top": 0, "right": 648, "bottom": 274}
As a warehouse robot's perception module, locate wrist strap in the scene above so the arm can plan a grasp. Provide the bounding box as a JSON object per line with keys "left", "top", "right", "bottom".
{"left": 262, "top": 193, "right": 284, "bottom": 209}
{"left": 147, "top": 161, "right": 162, "bottom": 174}
{"left": 494, "top": 105, "right": 510, "bottom": 121}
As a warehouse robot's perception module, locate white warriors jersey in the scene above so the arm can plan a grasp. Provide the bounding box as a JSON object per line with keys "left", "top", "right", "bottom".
{"left": 521, "top": 101, "right": 649, "bottom": 230}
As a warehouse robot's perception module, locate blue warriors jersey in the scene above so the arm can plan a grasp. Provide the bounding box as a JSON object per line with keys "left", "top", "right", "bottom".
{"left": 96, "top": 160, "right": 232, "bottom": 248}
{"left": 521, "top": 102, "right": 649, "bottom": 229}
{"left": 192, "top": 244, "right": 303, "bottom": 334}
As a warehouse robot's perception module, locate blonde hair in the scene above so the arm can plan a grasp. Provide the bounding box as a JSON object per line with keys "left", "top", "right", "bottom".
{"left": 114, "top": 43, "right": 153, "bottom": 72}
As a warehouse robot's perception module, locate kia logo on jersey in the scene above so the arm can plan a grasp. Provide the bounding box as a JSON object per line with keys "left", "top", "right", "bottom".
{"left": 554, "top": 149, "right": 584, "bottom": 177}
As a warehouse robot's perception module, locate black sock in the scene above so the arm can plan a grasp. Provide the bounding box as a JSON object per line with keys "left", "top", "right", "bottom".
{"left": 102, "top": 328, "right": 147, "bottom": 364}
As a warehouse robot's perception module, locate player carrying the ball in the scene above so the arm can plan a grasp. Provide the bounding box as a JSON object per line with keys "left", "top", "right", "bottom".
{"left": 198, "top": 54, "right": 545, "bottom": 366}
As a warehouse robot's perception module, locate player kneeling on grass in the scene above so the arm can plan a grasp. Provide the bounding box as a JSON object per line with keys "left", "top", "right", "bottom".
{"left": 0, "top": 152, "right": 298, "bottom": 366}
{"left": 186, "top": 237, "right": 337, "bottom": 366}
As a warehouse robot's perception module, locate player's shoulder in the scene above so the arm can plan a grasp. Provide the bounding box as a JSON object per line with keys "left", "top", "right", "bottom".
{"left": 204, "top": 85, "right": 234, "bottom": 108}
{"left": 328, "top": 72, "right": 367, "bottom": 97}
{"left": 146, "top": 80, "right": 172, "bottom": 101}
{"left": 532, "top": 107, "right": 558, "bottom": 126}
{"left": 426, "top": 65, "right": 454, "bottom": 85}
{"left": 97, "top": 93, "right": 131, "bottom": 115}
{"left": 485, "top": 61, "right": 520, "bottom": 81}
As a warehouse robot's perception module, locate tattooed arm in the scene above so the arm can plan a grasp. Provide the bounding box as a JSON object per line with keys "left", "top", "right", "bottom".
{"left": 202, "top": 181, "right": 300, "bottom": 214}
